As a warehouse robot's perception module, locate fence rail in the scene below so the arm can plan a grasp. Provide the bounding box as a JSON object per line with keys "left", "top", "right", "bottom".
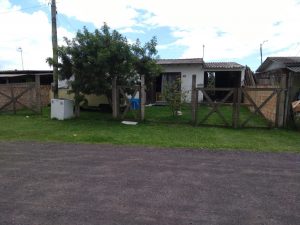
{"left": 191, "top": 75, "right": 286, "bottom": 128}
{"left": 0, "top": 75, "right": 42, "bottom": 114}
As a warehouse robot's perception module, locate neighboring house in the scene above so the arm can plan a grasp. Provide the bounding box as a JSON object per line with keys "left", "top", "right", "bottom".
{"left": 155, "top": 58, "right": 245, "bottom": 103}
{"left": 0, "top": 70, "right": 53, "bottom": 85}
{"left": 256, "top": 57, "right": 300, "bottom": 100}
{"left": 53, "top": 76, "right": 109, "bottom": 107}
{"left": 254, "top": 57, "right": 300, "bottom": 125}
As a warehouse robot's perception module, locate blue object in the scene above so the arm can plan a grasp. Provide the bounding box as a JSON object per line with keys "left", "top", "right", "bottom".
{"left": 130, "top": 98, "right": 140, "bottom": 110}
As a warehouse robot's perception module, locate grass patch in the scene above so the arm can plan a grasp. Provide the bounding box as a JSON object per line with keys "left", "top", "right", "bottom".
{"left": 0, "top": 106, "right": 299, "bottom": 152}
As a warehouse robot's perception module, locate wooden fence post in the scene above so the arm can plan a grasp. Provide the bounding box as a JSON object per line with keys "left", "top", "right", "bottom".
{"left": 9, "top": 83, "right": 16, "bottom": 114}
{"left": 191, "top": 75, "right": 197, "bottom": 125}
{"left": 232, "top": 88, "right": 238, "bottom": 128}
{"left": 283, "top": 72, "right": 293, "bottom": 127}
{"left": 112, "top": 77, "right": 118, "bottom": 119}
{"left": 275, "top": 89, "right": 281, "bottom": 128}
{"left": 236, "top": 88, "right": 241, "bottom": 128}
{"left": 35, "top": 75, "right": 42, "bottom": 114}
{"left": 140, "top": 75, "right": 145, "bottom": 121}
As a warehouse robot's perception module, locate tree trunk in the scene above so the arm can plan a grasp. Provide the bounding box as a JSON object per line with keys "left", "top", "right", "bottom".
{"left": 74, "top": 90, "right": 81, "bottom": 118}
{"left": 74, "top": 104, "right": 80, "bottom": 117}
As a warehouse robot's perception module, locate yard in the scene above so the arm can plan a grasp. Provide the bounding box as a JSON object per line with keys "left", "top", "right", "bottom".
{"left": 0, "top": 105, "right": 299, "bottom": 152}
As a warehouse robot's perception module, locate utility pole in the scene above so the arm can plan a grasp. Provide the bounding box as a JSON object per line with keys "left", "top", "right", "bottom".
{"left": 17, "top": 47, "right": 24, "bottom": 70}
{"left": 51, "top": 0, "right": 59, "bottom": 98}
{"left": 202, "top": 45, "right": 205, "bottom": 59}
{"left": 260, "top": 40, "right": 268, "bottom": 65}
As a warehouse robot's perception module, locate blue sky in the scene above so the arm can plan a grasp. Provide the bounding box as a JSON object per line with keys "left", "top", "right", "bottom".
{"left": 1, "top": 0, "right": 300, "bottom": 71}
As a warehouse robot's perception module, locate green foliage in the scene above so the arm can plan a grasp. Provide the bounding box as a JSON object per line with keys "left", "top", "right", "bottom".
{"left": 131, "top": 37, "right": 162, "bottom": 99}
{"left": 162, "top": 78, "right": 187, "bottom": 116}
{"left": 132, "top": 37, "right": 162, "bottom": 78}
{"left": 206, "top": 72, "right": 216, "bottom": 99}
{"left": 47, "top": 24, "right": 161, "bottom": 116}
{"left": 294, "top": 113, "right": 300, "bottom": 129}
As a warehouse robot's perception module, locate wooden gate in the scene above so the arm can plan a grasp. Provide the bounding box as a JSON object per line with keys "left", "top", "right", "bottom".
{"left": 241, "top": 87, "right": 285, "bottom": 128}
{"left": 112, "top": 75, "right": 146, "bottom": 121}
{"left": 191, "top": 76, "right": 286, "bottom": 128}
{"left": 0, "top": 75, "right": 42, "bottom": 114}
{"left": 195, "top": 88, "right": 236, "bottom": 127}
{"left": 118, "top": 85, "right": 142, "bottom": 120}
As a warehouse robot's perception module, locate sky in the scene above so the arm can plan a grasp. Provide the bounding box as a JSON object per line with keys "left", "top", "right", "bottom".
{"left": 1, "top": 0, "right": 300, "bottom": 71}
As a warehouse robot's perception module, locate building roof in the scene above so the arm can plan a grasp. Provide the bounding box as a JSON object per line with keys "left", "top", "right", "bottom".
{"left": 287, "top": 67, "right": 300, "bottom": 73}
{"left": 157, "top": 58, "right": 204, "bottom": 65}
{"left": 0, "top": 70, "right": 53, "bottom": 78}
{"left": 256, "top": 57, "right": 300, "bottom": 72}
{"left": 204, "top": 62, "right": 244, "bottom": 70}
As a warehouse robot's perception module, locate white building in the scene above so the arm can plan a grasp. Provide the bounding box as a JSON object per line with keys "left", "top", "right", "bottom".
{"left": 156, "top": 58, "right": 245, "bottom": 103}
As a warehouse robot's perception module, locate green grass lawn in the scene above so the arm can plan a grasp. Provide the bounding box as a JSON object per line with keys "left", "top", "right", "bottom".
{"left": 0, "top": 106, "right": 299, "bottom": 152}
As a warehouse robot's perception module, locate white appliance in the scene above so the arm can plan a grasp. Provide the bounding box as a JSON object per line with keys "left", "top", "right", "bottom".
{"left": 51, "top": 99, "right": 74, "bottom": 120}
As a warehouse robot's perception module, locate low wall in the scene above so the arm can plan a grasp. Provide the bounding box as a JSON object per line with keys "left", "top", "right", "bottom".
{"left": 0, "top": 83, "right": 51, "bottom": 111}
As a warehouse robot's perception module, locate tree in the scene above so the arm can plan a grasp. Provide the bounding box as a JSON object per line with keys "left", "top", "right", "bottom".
{"left": 131, "top": 37, "right": 162, "bottom": 103}
{"left": 162, "top": 78, "right": 188, "bottom": 117}
{"left": 48, "top": 24, "right": 135, "bottom": 117}
{"left": 47, "top": 24, "right": 160, "bottom": 117}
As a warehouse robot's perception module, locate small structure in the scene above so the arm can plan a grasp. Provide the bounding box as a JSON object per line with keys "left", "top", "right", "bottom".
{"left": 256, "top": 57, "right": 300, "bottom": 124}
{"left": 0, "top": 70, "right": 53, "bottom": 113}
{"left": 256, "top": 57, "right": 300, "bottom": 97}
{"left": 204, "top": 62, "right": 245, "bottom": 101}
{"left": 154, "top": 58, "right": 245, "bottom": 103}
{"left": 156, "top": 58, "right": 204, "bottom": 103}
{"left": 51, "top": 98, "right": 74, "bottom": 120}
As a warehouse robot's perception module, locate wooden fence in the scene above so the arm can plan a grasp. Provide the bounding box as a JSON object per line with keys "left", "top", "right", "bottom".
{"left": 191, "top": 75, "right": 286, "bottom": 128}
{"left": 112, "top": 75, "right": 146, "bottom": 121}
{"left": 0, "top": 75, "right": 45, "bottom": 114}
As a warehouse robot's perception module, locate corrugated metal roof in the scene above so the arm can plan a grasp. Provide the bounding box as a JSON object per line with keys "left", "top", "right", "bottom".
{"left": 0, "top": 70, "right": 53, "bottom": 78}
{"left": 256, "top": 57, "right": 300, "bottom": 72}
{"left": 157, "top": 58, "right": 204, "bottom": 65}
{"left": 204, "top": 62, "right": 244, "bottom": 69}
{"left": 287, "top": 67, "right": 300, "bottom": 73}
{"left": 269, "top": 57, "right": 300, "bottom": 64}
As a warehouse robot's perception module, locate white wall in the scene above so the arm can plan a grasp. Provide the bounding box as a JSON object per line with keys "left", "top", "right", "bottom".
{"left": 161, "top": 64, "right": 204, "bottom": 102}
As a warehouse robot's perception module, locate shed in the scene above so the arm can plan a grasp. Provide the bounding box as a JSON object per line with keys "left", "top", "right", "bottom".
{"left": 256, "top": 57, "right": 300, "bottom": 100}
{"left": 203, "top": 62, "right": 245, "bottom": 101}
{"left": 255, "top": 57, "right": 300, "bottom": 124}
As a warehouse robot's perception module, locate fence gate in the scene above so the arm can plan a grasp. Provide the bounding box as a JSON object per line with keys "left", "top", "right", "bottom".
{"left": 117, "top": 85, "right": 142, "bottom": 120}
{"left": 0, "top": 75, "right": 42, "bottom": 114}
{"left": 194, "top": 88, "right": 236, "bottom": 127}
{"left": 112, "top": 75, "right": 146, "bottom": 121}
{"left": 240, "top": 87, "right": 285, "bottom": 128}
{"left": 191, "top": 76, "right": 286, "bottom": 128}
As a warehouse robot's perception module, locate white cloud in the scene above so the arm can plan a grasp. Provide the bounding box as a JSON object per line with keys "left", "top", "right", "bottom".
{"left": 49, "top": 0, "right": 139, "bottom": 29}
{"left": 0, "top": 0, "right": 73, "bottom": 70}
{"left": 2, "top": 0, "right": 300, "bottom": 70}
{"left": 128, "top": 0, "right": 300, "bottom": 62}
{"left": 39, "top": 0, "right": 300, "bottom": 65}
{"left": 119, "top": 27, "right": 145, "bottom": 34}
